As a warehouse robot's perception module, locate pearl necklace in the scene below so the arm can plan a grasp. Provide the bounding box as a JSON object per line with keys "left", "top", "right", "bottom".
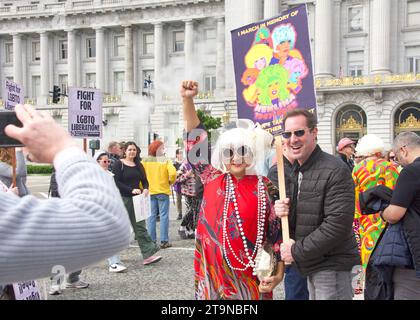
{"left": 222, "top": 174, "right": 266, "bottom": 275}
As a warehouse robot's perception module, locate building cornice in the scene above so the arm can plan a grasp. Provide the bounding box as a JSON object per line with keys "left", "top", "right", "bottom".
{"left": 0, "top": 0, "right": 224, "bottom": 34}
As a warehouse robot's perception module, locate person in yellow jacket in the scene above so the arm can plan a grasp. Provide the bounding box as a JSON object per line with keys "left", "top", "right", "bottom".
{"left": 142, "top": 140, "right": 177, "bottom": 249}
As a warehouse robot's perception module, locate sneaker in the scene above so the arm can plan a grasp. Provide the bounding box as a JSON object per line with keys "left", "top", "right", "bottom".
{"left": 48, "top": 284, "right": 62, "bottom": 295}
{"left": 160, "top": 241, "right": 173, "bottom": 249}
{"left": 143, "top": 255, "right": 162, "bottom": 265}
{"left": 65, "top": 280, "right": 89, "bottom": 289}
{"left": 109, "top": 263, "right": 127, "bottom": 273}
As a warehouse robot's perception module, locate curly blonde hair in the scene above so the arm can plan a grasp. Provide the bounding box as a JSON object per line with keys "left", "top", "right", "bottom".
{"left": 0, "top": 148, "right": 14, "bottom": 166}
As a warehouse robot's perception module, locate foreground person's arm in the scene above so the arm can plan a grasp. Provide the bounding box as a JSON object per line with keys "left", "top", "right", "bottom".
{"left": 0, "top": 105, "right": 131, "bottom": 284}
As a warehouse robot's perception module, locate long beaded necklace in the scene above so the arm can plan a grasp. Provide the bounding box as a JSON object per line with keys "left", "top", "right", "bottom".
{"left": 222, "top": 173, "right": 267, "bottom": 275}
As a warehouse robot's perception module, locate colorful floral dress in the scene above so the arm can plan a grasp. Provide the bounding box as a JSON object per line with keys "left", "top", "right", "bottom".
{"left": 352, "top": 158, "right": 400, "bottom": 269}
{"left": 185, "top": 126, "right": 282, "bottom": 300}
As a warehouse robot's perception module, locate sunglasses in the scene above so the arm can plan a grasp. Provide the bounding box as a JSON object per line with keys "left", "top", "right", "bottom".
{"left": 222, "top": 145, "right": 253, "bottom": 159}
{"left": 97, "top": 159, "right": 110, "bottom": 164}
{"left": 281, "top": 128, "right": 309, "bottom": 139}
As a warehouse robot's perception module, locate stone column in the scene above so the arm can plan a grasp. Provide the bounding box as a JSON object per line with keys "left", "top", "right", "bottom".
{"left": 154, "top": 22, "right": 163, "bottom": 101}
{"left": 245, "top": 0, "right": 263, "bottom": 24}
{"left": 67, "top": 29, "right": 76, "bottom": 87}
{"left": 216, "top": 17, "right": 225, "bottom": 94}
{"left": 370, "top": 0, "right": 391, "bottom": 74}
{"left": 315, "top": 0, "right": 333, "bottom": 78}
{"left": 124, "top": 25, "right": 134, "bottom": 93}
{"left": 264, "top": 0, "right": 280, "bottom": 19}
{"left": 40, "top": 31, "right": 49, "bottom": 103}
{"left": 184, "top": 20, "right": 194, "bottom": 79}
{"left": 95, "top": 27, "right": 105, "bottom": 91}
{"left": 12, "top": 33, "right": 23, "bottom": 85}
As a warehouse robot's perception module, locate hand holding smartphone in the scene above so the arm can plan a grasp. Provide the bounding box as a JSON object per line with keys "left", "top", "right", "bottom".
{"left": 0, "top": 111, "right": 24, "bottom": 147}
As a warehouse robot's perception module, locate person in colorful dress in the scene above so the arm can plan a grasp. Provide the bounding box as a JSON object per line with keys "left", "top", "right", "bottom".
{"left": 177, "top": 160, "right": 201, "bottom": 239}
{"left": 352, "top": 134, "right": 400, "bottom": 284}
{"left": 181, "top": 80, "right": 284, "bottom": 300}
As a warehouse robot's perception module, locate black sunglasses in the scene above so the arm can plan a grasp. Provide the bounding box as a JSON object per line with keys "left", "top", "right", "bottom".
{"left": 281, "top": 129, "right": 308, "bottom": 139}
{"left": 222, "top": 145, "right": 253, "bottom": 159}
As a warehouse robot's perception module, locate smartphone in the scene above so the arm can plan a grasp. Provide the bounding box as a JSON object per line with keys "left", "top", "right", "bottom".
{"left": 0, "top": 111, "right": 24, "bottom": 147}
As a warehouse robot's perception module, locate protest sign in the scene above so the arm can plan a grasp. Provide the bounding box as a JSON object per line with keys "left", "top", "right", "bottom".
{"left": 231, "top": 4, "right": 317, "bottom": 136}
{"left": 133, "top": 194, "right": 151, "bottom": 222}
{"left": 12, "top": 281, "right": 41, "bottom": 300}
{"left": 4, "top": 80, "right": 24, "bottom": 111}
{"left": 68, "top": 87, "right": 102, "bottom": 138}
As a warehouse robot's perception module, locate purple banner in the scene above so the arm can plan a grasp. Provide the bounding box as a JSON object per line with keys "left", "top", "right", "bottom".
{"left": 231, "top": 5, "right": 317, "bottom": 135}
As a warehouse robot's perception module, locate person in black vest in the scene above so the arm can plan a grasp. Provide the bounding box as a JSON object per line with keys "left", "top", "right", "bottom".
{"left": 382, "top": 131, "right": 420, "bottom": 299}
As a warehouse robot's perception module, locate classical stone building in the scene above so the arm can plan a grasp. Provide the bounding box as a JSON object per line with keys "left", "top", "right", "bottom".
{"left": 0, "top": 0, "right": 419, "bottom": 156}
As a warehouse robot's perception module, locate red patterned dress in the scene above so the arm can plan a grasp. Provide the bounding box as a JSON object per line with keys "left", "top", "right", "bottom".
{"left": 186, "top": 125, "right": 282, "bottom": 300}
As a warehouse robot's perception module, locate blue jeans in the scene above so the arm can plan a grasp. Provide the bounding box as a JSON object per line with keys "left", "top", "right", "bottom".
{"left": 148, "top": 194, "right": 170, "bottom": 243}
{"left": 284, "top": 265, "right": 309, "bottom": 300}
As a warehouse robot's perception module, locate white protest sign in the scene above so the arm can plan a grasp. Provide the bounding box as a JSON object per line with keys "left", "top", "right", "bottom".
{"left": 133, "top": 194, "right": 151, "bottom": 222}
{"left": 68, "top": 87, "right": 102, "bottom": 138}
{"left": 4, "top": 79, "right": 24, "bottom": 110}
{"left": 12, "top": 281, "right": 42, "bottom": 300}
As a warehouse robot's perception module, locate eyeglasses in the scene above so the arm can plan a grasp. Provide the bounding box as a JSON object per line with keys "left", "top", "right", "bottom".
{"left": 222, "top": 145, "right": 253, "bottom": 159}
{"left": 281, "top": 128, "right": 309, "bottom": 139}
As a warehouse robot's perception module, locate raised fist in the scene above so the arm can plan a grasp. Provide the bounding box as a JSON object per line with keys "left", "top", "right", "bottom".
{"left": 180, "top": 80, "right": 198, "bottom": 98}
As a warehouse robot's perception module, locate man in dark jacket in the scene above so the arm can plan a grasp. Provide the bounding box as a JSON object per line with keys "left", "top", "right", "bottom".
{"left": 274, "top": 109, "right": 359, "bottom": 300}
{"left": 382, "top": 131, "right": 420, "bottom": 299}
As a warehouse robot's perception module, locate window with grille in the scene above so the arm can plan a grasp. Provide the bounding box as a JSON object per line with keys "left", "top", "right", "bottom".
{"left": 86, "top": 73, "right": 96, "bottom": 88}
{"left": 114, "top": 35, "right": 124, "bottom": 57}
{"left": 173, "top": 31, "right": 184, "bottom": 52}
{"left": 32, "top": 41, "right": 40, "bottom": 61}
{"left": 86, "top": 38, "right": 96, "bottom": 58}
{"left": 406, "top": 46, "right": 420, "bottom": 73}
{"left": 59, "top": 40, "right": 67, "bottom": 60}
{"left": 408, "top": 0, "right": 420, "bottom": 26}
{"left": 32, "top": 76, "right": 40, "bottom": 98}
{"left": 114, "top": 71, "right": 124, "bottom": 95}
{"left": 5, "top": 43, "right": 13, "bottom": 63}
{"left": 347, "top": 51, "right": 364, "bottom": 77}
{"left": 143, "top": 33, "right": 154, "bottom": 55}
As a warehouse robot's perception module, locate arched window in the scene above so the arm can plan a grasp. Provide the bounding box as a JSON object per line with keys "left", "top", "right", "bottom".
{"left": 394, "top": 103, "right": 420, "bottom": 137}
{"left": 335, "top": 105, "right": 367, "bottom": 147}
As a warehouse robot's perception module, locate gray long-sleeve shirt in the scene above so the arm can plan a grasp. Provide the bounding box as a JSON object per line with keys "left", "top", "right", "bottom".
{"left": 0, "top": 147, "right": 131, "bottom": 285}
{"left": 0, "top": 150, "right": 29, "bottom": 196}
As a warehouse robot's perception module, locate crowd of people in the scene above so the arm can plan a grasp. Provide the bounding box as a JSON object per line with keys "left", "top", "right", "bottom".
{"left": 1, "top": 80, "right": 419, "bottom": 300}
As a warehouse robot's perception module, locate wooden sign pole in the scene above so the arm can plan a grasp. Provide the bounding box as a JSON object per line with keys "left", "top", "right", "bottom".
{"left": 275, "top": 136, "right": 291, "bottom": 262}
{"left": 11, "top": 147, "right": 17, "bottom": 188}
{"left": 83, "top": 138, "right": 87, "bottom": 153}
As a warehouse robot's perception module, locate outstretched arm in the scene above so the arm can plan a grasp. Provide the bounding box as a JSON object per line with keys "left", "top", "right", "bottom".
{"left": 180, "top": 80, "right": 200, "bottom": 132}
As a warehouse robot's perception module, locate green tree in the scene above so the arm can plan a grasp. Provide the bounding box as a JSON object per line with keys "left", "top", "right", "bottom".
{"left": 196, "top": 109, "right": 222, "bottom": 142}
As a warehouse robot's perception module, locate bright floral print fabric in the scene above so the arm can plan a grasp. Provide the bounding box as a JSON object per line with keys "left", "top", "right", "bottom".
{"left": 185, "top": 125, "right": 282, "bottom": 300}
{"left": 352, "top": 158, "right": 400, "bottom": 269}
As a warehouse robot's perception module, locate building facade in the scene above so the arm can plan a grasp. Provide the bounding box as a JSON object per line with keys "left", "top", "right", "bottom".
{"left": 0, "top": 0, "right": 419, "bottom": 156}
